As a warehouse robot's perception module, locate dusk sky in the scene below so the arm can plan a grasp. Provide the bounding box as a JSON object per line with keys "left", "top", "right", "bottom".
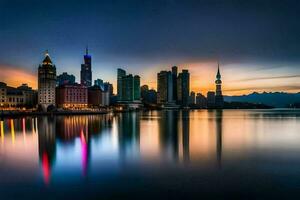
{"left": 0, "top": 0, "right": 300, "bottom": 95}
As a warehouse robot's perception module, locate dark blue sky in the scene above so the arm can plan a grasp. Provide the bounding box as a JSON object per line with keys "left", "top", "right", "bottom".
{"left": 0, "top": 0, "right": 300, "bottom": 94}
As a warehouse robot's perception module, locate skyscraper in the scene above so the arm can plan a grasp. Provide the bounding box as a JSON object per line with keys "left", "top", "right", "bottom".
{"left": 80, "top": 47, "right": 92, "bottom": 86}
{"left": 133, "top": 75, "right": 141, "bottom": 101}
{"left": 157, "top": 71, "right": 173, "bottom": 104}
{"left": 215, "top": 63, "right": 224, "bottom": 108}
{"left": 177, "top": 69, "right": 190, "bottom": 107}
{"left": 121, "top": 74, "right": 134, "bottom": 101}
{"left": 117, "top": 68, "right": 126, "bottom": 101}
{"left": 38, "top": 51, "right": 57, "bottom": 111}
{"left": 172, "top": 66, "right": 178, "bottom": 101}
{"left": 117, "top": 69, "right": 140, "bottom": 103}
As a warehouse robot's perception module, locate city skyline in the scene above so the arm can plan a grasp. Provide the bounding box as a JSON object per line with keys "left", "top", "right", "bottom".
{"left": 1, "top": 0, "right": 300, "bottom": 95}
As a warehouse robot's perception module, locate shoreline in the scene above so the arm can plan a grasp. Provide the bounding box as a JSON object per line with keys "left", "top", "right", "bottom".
{"left": 0, "top": 110, "right": 109, "bottom": 118}
{"left": 1, "top": 107, "right": 298, "bottom": 118}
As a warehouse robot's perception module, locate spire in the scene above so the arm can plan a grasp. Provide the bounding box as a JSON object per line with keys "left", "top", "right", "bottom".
{"left": 86, "top": 46, "right": 88, "bottom": 55}
{"left": 216, "top": 62, "right": 221, "bottom": 80}
{"left": 43, "top": 50, "right": 52, "bottom": 65}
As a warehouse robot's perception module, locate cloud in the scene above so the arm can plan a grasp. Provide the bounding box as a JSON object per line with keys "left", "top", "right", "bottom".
{"left": 224, "top": 85, "right": 300, "bottom": 92}
{"left": 0, "top": 65, "right": 37, "bottom": 89}
{"left": 232, "top": 75, "right": 300, "bottom": 82}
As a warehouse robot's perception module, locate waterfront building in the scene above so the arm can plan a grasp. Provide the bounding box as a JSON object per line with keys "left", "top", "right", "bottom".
{"left": 215, "top": 64, "right": 224, "bottom": 108}
{"left": 104, "top": 82, "right": 114, "bottom": 96}
{"left": 117, "top": 68, "right": 126, "bottom": 101}
{"left": 57, "top": 72, "right": 75, "bottom": 86}
{"left": 117, "top": 69, "right": 141, "bottom": 103}
{"left": 207, "top": 91, "right": 215, "bottom": 108}
{"left": 189, "top": 91, "right": 196, "bottom": 105}
{"left": 157, "top": 71, "right": 173, "bottom": 105}
{"left": 177, "top": 69, "right": 190, "bottom": 107}
{"left": 38, "top": 51, "right": 57, "bottom": 111}
{"left": 56, "top": 84, "right": 88, "bottom": 109}
{"left": 17, "top": 84, "right": 38, "bottom": 107}
{"left": 88, "top": 85, "right": 109, "bottom": 107}
{"left": 141, "top": 85, "right": 157, "bottom": 105}
{"left": 196, "top": 93, "right": 207, "bottom": 108}
{"left": 134, "top": 75, "right": 141, "bottom": 101}
{"left": 121, "top": 74, "right": 134, "bottom": 101}
{"left": 88, "top": 85, "right": 102, "bottom": 108}
{"left": 101, "top": 90, "right": 110, "bottom": 106}
{"left": 94, "top": 79, "right": 104, "bottom": 90}
{"left": 0, "top": 82, "right": 37, "bottom": 109}
{"left": 172, "top": 66, "right": 178, "bottom": 102}
{"left": 80, "top": 47, "right": 92, "bottom": 86}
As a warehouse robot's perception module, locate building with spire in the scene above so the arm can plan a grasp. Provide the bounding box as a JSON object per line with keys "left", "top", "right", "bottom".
{"left": 38, "top": 51, "right": 57, "bottom": 111}
{"left": 80, "top": 47, "right": 92, "bottom": 86}
{"left": 215, "top": 63, "right": 224, "bottom": 108}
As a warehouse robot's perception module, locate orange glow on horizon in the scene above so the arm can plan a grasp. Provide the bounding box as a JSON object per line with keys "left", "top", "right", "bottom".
{"left": 0, "top": 65, "right": 37, "bottom": 89}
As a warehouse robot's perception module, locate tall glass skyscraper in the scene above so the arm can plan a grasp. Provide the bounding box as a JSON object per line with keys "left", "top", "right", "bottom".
{"left": 117, "top": 68, "right": 140, "bottom": 102}
{"left": 177, "top": 70, "right": 190, "bottom": 107}
{"left": 80, "top": 47, "right": 92, "bottom": 86}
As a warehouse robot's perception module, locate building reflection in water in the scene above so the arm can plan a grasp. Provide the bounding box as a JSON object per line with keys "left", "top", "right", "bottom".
{"left": 215, "top": 110, "right": 223, "bottom": 169}
{"left": 117, "top": 112, "right": 140, "bottom": 161}
{"left": 38, "top": 116, "right": 56, "bottom": 185}
{"left": 0, "top": 110, "right": 226, "bottom": 185}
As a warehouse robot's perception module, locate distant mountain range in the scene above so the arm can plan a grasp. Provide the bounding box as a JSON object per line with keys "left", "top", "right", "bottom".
{"left": 224, "top": 92, "right": 300, "bottom": 108}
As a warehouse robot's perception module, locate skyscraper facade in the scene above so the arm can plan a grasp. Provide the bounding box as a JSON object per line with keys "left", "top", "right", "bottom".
{"left": 117, "top": 69, "right": 141, "bottom": 103}
{"left": 121, "top": 74, "right": 134, "bottom": 101}
{"left": 157, "top": 71, "right": 173, "bottom": 104}
{"left": 215, "top": 64, "right": 224, "bottom": 108}
{"left": 80, "top": 48, "right": 92, "bottom": 86}
{"left": 38, "top": 51, "right": 57, "bottom": 111}
{"left": 134, "top": 75, "right": 141, "bottom": 100}
{"left": 172, "top": 66, "right": 178, "bottom": 102}
{"left": 117, "top": 68, "right": 126, "bottom": 101}
{"left": 177, "top": 70, "right": 190, "bottom": 107}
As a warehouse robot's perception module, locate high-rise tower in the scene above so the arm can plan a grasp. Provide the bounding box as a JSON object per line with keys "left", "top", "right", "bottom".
{"left": 80, "top": 47, "right": 92, "bottom": 86}
{"left": 215, "top": 63, "right": 224, "bottom": 108}
{"left": 177, "top": 69, "right": 190, "bottom": 107}
{"left": 38, "top": 51, "right": 57, "bottom": 111}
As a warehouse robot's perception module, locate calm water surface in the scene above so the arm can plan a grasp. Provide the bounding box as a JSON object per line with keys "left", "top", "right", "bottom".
{"left": 1, "top": 109, "right": 300, "bottom": 199}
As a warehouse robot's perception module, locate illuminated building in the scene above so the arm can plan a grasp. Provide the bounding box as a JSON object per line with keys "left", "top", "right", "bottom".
{"left": 57, "top": 72, "right": 75, "bottom": 86}
{"left": 215, "top": 63, "right": 224, "bottom": 108}
{"left": 38, "top": 51, "right": 57, "bottom": 112}
{"left": 0, "top": 82, "right": 37, "bottom": 109}
{"left": 56, "top": 84, "right": 88, "bottom": 109}
{"left": 80, "top": 47, "right": 92, "bottom": 86}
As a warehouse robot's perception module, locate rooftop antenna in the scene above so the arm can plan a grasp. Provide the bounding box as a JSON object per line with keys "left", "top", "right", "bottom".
{"left": 86, "top": 45, "right": 89, "bottom": 55}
